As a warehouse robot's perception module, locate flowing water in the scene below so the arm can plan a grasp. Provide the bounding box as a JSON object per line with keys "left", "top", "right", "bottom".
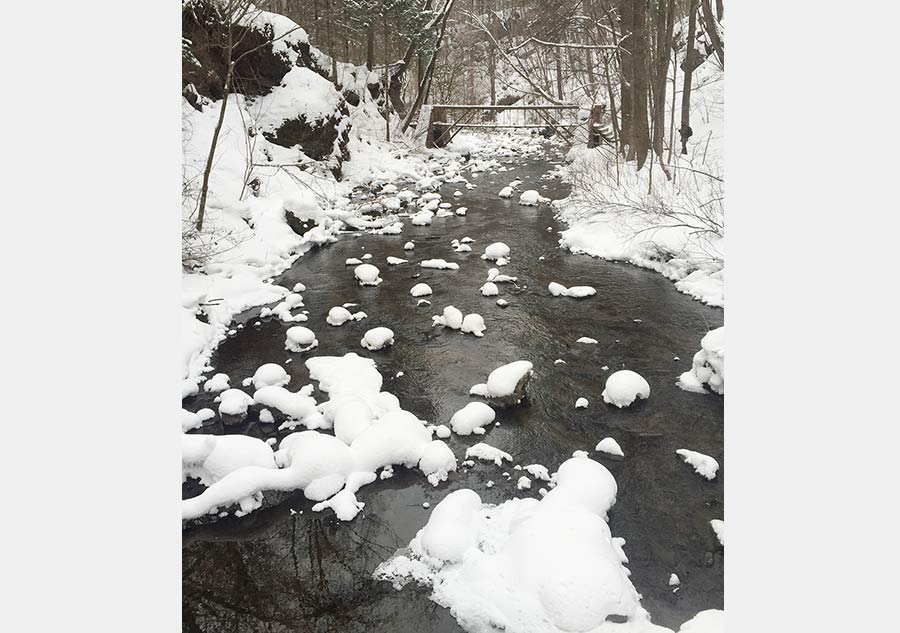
{"left": 182, "top": 147, "right": 724, "bottom": 632}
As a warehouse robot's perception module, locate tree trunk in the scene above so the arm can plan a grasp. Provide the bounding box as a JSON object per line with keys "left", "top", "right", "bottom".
{"left": 555, "top": 50, "right": 564, "bottom": 100}
{"left": 614, "top": 1, "right": 633, "bottom": 154}
{"left": 366, "top": 26, "right": 375, "bottom": 70}
{"left": 700, "top": 0, "right": 724, "bottom": 68}
{"left": 401, "top": 0, "right": 456, "bottom": 132}
{"left": 680, "top": 1, "right": 699, "bottom": 155}
{"left": 384, "top": 14, "right": 391, "bottom": 141}
{"left": 629, "top": 0, "right": 651, "bottom": 168}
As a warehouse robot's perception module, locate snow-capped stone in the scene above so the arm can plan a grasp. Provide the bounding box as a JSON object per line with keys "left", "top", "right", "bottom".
{"left": 496, "top": 299, "right": 508, "bottom": 307}
{"left": 575, "top": 397, "right": 589, "bottom": 409}
{"left": 576, "top": 336, "right": 598, "bottom": 344}
{"left": 498, "top": 186, "right": 513, "bottom": 198}
{"left": 354, "top": 263, "right": 383, "bottom": 286}
{"left": 410, "top": 283, "right": 433, "bottom": 297}
{"left": 216, "top": 388, "right": 254, "bottom": 422}
{"left": 482, "top": 242, "right": 510, "bottom": 262}
{"left": 345, "top": 257, "right": 363, "bottom": 265}
{"left": 455, "top": 206, "right": 468, "bottom": 216}
{"left": 203, "top": 373, "right": 230, "bottom": 393}
{"left": 360, "top": 327, "right": 395, "bottom": 351}
{"left": 469, "top": 360, "right": 534, "bottom": 405}
{"left": 326, "top": 306, "right": 366, "bottom": 326}
{"left": 460, "top": 313, "right": 486, "bottom": 337}
{"left": 523, "top": 464, "right": 550, "bottom": 481}
{"left": 678, "top": 326, "right": 725, "bottom": 395}
{"left": 465, "top": 442, "right": 512, "bottom": 466}
{"left": 418, "top": 440, "right": 458, "bottom": 486}
{"left": 675, "top": 449, "right": 719, "bottom": 480}
{"left": 549, "top": 282, "right": 596, "bottom": 298}
{"left": 595, "top": 437, "right": 624, "bottom": 457}
{"left": 253, "top": 385, "right": 325, "bottom": 430}
{"left": 518, "top": 190, "right": 544, "bottom": 206}
{"left": 404, "top": 241, "right": 415, "bottom": 250}
{"left": 285, "top": 326, "right": 318, "bottom": 352}
{"left": 421, "top": 259, "right": 459, "bottom": 270}
{"left": 480, "top": 282, "right": 499, "bottom": 296}
{"left": 449, "top": 402, "right": 496, "bottom": 436}
{"left": 669, "top": 573, "right": 680, "bottom": 587}
{"left": 292, "top": 282, "right": 306, "bottom": 292}
{"left": 181, "top": 408, "right": 215, "bottom": 432}
{"left": 434, "top": 424, "right": 452, "bottom": 439}
{"left": 710, "top": 520, "right": 725, "bottom": 546}
{"left": 432, "top": 306, "right": 464, "bottom": 329}
{"left": 516, "top": 476, "right": 532, "bottom": 490}
{"left": 387, "top": 256, "right": 408, "bottom": 265}
{"left": 601, "top": 370, "right": 650, "bottom": 408}
{"left": 252, "top": 363, "right": 290, "bottom": 390}
{"left": 412, "top": 210, "right": 434, "bottom": 225}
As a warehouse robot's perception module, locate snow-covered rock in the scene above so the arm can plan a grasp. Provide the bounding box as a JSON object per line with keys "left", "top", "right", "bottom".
{"left": 498, "top": 186, "right": 513, "bottom": 198}
{"left": 326, "top": 306, "right": 367, "bottom": 326}
{"left": 575, "top": 397, "right": 589, "bottom": 409}
{"left": 480, "top": 282, "right": 499, "bottom": 296}
{"left": 360, "top": 327, "right": 395, "bottom": 351}
{"left": 518, "top": 189, "right": 546, "bottom": 206}
{"left": 469, "top": 360, "right": 534, "bottom": 405}
{"left": 449, "top": 402, "right": 496, "bottom": 436}
{"left": 548, "top": 282, "right": 596, "bottom": 298}
{"left": 252, "top": 363, "right": 290, "bottom": 390}
{"left": 460, "top": 313, "right": 486, "bottom": 337}
{"left": 576, "top": 336, "right": 598, "bottom": 344}
{"left": 354, "top": 263, "right": 383, "bottom": 286}
{"left": 432, "top": 305, "right": 464, "bottom": 330}
{"left": 253, "top": 385, "right": 325, "bottom": 430}
{"left": 710, "top": 520, "right": 725, "bottom": 546}
{"left": 678, "top": 327, "right": 725, "bottom": 395}
{"left": 203, "top": 373, "right": 230, "bottom": 393}
{"left": 595, "top": 437, "right": 624, "bottom": 458}
{"left": 421, "top": 259, "right": 460, "bottom": 270}
{"left": 481, "top": 242, "right": 510, "bottom": 263}
{"left": 675, "top": 449, "right": 719, "bottom": 480}
{"left": 216, "top": 388, "right": 254, "bottom": 423}
{"left": 403, "top": 241, "right": 415, "bottom": 250}
{"left": 386, "top": 256, "right": 408, "bottom": 265}
{"left": 602, "top": 370, "right": 650, "bottom": 408}
{"left": 410, "top": 283, "right": 433, "bottom": 297}
{"left": 465, "top": 442, "right": 512, "bottom": 466}
{"left": 418, "top": 440, "right": 458, "bottom": 486}
{"left": 285, "top": 326, "right": 319, "bottom": 352}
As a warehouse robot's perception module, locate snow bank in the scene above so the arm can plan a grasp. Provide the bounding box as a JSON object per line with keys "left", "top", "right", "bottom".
{"left": 602, "top": 370, "right": 650, "bottom": 408}
{"left": 375, "top": 457, "right": 669, "bottom": 633}
{"left": 678, "top": 327, "right": 724, "bottom": 395}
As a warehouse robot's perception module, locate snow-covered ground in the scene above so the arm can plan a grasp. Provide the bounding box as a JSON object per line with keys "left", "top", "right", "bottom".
{"left": 553, "top": 59, "right": 724, "bottom": 308}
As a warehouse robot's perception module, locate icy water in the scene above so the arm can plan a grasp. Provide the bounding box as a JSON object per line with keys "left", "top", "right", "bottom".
{"left": 182, "top": 148, "right": 724, "bottom": 632}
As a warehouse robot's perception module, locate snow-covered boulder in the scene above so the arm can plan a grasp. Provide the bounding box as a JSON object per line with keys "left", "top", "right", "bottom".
{"left": 449, "top": 402, "right": 496, "bottom": 436}
{"left": 410, "top": 283, "right": 433, "bottom": 297}
{"left": 285, "top": 326, "right": 318, "bottom": 352}
{"left": 432, "top": 306, "right": 464, "bottom": 330}
{"left": 326, "top": 306, "right": 366, "bottom": 326}
{"left": 469, "top": 360, "right": 534, "bottom": 406}
{"left": 421, "top": 259, "right": 459, "bottom": 270}
{"left": 252, "top": 363, "right": 290, "bottom": 390}
{"left": 518, "top": 189, "right": 546, "bottom": 206}
{"left": 215, "top": 388, "right": 255, "bottom": 424}
{"left": 460, "top": 313, "right": 486, "bottom": 337}
{"left": 678, "top": 326, "right": 725, "bottom": 395}
{"left": 481, "top": 242, "right": 510, "bottom": 263}
{"left": 360, "top": 327, "right": 395, "bottom": 351}
{"left": 601, "top": 370, "right": 650, "bottom": 408}
{"left": 498, "top": 186, "right": 513, "bottom": 198}
{"left": 354, "top": 263, "right": 383, "bottom": 286}
{"left": 418, "top": 440, "right": 458, "bottom": 486}
{"left": 595, "top": 437, "right": 624, "bottom": 458}
{"left": 480, "top": 282, "right": 499, "bottom": 296}
{"left": 548, "top": 282, "right": 596, "bottom": 298}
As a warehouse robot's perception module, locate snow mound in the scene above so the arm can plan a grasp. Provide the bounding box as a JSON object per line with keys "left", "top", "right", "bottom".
{"left": 419, "top": 440, "right": 458, "bottom": 486}
{"left": 216, "top": 388, "right": 254, "bottom": 420}
{"left": 181, "top": 408, "right": 215, "bottom": 432}
{"left": 575, "top": 397, "right": 589, "bottom": 409}
{"left": 675, "top": 449, "right": 719, "bottom": 480}
{"left": 345, "top": 257, "right": 363, "bottom": 266}
{"left": 203, "top": 373, "right": 230, "bottom": 393}
{"left": 498, "top": 186, "right": 513, "bottom": 198}
{"left": 678, "top": 327, "right": 724, "bottom": 395}
{"left": 709, "top": 520, "right": 725, "bottom": 546}
{"left": 449, "top": 402, "right": 496, "bottom": 436}
{"left": 253, "top": 385, "right": 325, "bottom": 430}
{"left": 285, "top": 326, "right": 319, "bottom": 352}
{"left": 360, "top": 327, "right": 395, "bottom": 351}
{"left": 432, "top": 305, "right": 464, "bottom": 329}
{"left": 602, "top": 370, "right": 650, "bottom": 408}
{"left": 410, "top": 283, "right": 433, "bottom": 297}
{"left": 548, "top": 282, "right": 596, "bottom": 298}
{"left": 354, "top": 263, "right": 383, "bottom": 286}
{"left": 421, "top": 259, "right": 460, "bottom": 270}
{"left": 595, "top": 437, "right": 625, "bottom": 457}
{"left": 679, "top": 610, "right": 724, "bottom": 633}
{"left": 387, "top": 256, "right": 408, "bottom": 265}
{"left": 375, "top": 457, "right": 663, "bottom": 633}
{"left": 576, "top": 336, "right": 598, "bottom": 344}
{"left": 183, "top": 433, "right": 276, "bottom": 487}
{"left": 404, "top": 241, "right": 415, "bottom": 250}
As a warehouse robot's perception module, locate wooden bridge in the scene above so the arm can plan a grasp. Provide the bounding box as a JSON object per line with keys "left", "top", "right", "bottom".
{"left": 422, "top": 103, "right": 615, "bottom": 149}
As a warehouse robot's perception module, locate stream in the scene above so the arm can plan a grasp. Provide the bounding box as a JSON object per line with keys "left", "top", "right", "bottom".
{"left": 182, "top": 146, "right": 724, "bottom": 632}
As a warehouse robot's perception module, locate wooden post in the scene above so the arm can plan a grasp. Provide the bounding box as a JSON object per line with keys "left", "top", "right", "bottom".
{"left": 587, "top": 104, "right": 606, "bottom": 148}
{"left": 426, "top": 107, "right": 446, "bottom": 148}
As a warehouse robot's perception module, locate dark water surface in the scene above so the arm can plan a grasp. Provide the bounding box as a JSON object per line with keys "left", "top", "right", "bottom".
{"left": 182, "top": 147, "right": 724, "bottom": 632}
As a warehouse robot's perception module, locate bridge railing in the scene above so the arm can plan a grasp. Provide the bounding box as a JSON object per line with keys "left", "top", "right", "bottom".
{"left": 424, "top": 104, "right": 612, "bottom": 149}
